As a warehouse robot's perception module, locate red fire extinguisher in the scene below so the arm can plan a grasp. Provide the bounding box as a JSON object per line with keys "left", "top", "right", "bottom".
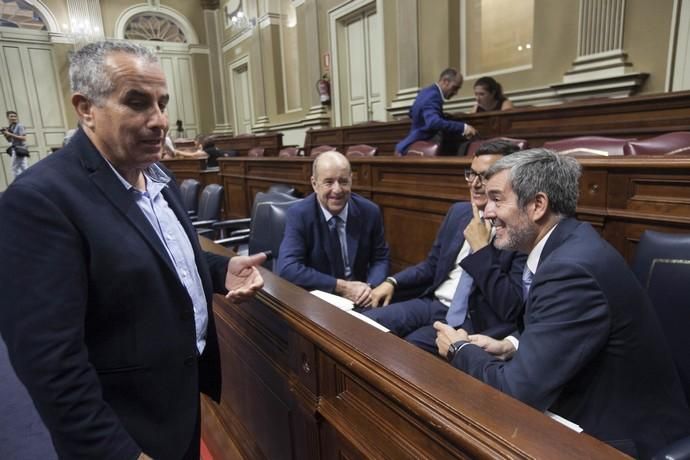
{"left": 317, "top": 73, "right": 331, "bottom": 105}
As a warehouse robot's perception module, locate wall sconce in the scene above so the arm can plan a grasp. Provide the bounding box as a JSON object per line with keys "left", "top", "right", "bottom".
{"left": 225, "top": 3, "right": 256, "bottom": 32}
{"left": 61, "top": 19, "right": 101, "bottom": 45}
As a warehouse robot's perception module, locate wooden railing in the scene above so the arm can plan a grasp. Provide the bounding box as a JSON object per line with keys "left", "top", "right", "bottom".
{"left": 200, "top": 238, "right": 627, "bottom": 459}
{"left": 214, "top": 155, "right": 690, "bottom": 271}
{"left": 303, "top": 91, "right": 690, "bottom": 155}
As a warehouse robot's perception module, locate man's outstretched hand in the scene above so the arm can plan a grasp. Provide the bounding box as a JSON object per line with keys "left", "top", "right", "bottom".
{"left": 225, "top": 252, "right": 267, "bottom": 302}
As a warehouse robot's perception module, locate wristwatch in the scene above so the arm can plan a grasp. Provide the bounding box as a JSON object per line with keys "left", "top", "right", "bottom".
{"left": 446, "top": 340, "right": 469, "bottom": 362}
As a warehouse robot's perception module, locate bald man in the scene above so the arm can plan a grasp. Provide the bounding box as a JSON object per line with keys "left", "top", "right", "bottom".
{"left": 277, "top": 151, "right": 390, "bottom": 306}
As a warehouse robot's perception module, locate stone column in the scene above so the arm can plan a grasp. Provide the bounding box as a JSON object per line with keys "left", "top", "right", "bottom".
{"left": 203, "top": 8, "right": 233, "bottom": 134}
{"left": 302, "top": 0, "right": 330, "bottom": 124}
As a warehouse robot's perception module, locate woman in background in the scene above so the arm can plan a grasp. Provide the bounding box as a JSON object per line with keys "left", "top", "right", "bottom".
{"left": 471, "top": 76, "right": 514, "bottom": 113}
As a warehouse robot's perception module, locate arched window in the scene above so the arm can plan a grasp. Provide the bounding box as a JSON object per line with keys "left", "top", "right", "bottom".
{"left": 0, "top": 0, "right": 47, "bottom": 31}
{"left": 124, "top": 13, "right": 186, "bottom": 43}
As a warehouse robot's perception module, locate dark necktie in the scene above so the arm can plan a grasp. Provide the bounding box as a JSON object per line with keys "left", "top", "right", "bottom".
{"left": 328, "top": 216, "right": 345, "bottom": 279}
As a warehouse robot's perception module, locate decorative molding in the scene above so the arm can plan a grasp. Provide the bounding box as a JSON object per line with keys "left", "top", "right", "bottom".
{"left": 304, "top": 104, "right": 331, "bottom": 125}
{"left": 222, "top": 27, "right": 254, "bottom": 52}
{"left": 200, "top": 0, "right": 221, "bottom": 9}
{"left": 204, "top": 9, "right": 230, "bottom": 137}
{"left": 552, "top": 72, "right": 648, "bottom": 100}
{"left": 188, "top": 45, "right": 210, "bottom": 55}
{"left": 669, "top": 0, "right": 690, "bottom": 91}
{"left": 228, "top": 55, "right": 258, "bottom": 133}
{"left": 252, "top": 112, "right": 330, "bottom": 133}
{"left": 559, "top": 0, "right": 640, "bottom": 92}
{"left": 0, "top": 27, "right": 51, "bottom": 43}
{"left": 212, "top": 123, "right": 234, "bottom": 135}
{"left": 65, "top": 0, "right": 105, "bottom": 41}
{"left": 388, "top": 87, "right": 420, "bottom": 116}
{"left": 258, "top": 12, "right": 281, "bottom": 29}
{"left": 113, "top": 4, "right": 199, "bottom": 44}
{"left": 328, "top": 0, "right": 386, "bottom": 127}
{"left": 24, "top": 0, "right": 60, "bottom": 33}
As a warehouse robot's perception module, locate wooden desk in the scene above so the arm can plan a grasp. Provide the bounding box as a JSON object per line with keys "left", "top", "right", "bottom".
{"left": 218, "top": 156, "right": 690, "bottom": 271}
{"left": 199, "top": 238, "right": 627, "bottom": 459}
{"left": 212, "top": 132, "right": 284, "bottom": 157}
{"left": 303, "top": 91, "right": 690, "bottom": 155}
{"left": 160, "top": 157, "right": 209, "bottom": 183}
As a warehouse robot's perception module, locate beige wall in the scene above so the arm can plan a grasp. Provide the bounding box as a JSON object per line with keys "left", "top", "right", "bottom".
{"left": 3, "top": 0, "right": 684, "bottom": 145}
{"left": 459, "top": 0, "right": 580, "bottom": 100}
{"left": 625, "top": 0, "right": 675, "bottom": 94}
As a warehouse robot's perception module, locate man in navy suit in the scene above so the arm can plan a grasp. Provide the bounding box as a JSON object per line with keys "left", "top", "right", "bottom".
{"left": 277, "top": 151, "right": 389, "bottom": 306}
{"left": 0, "top": 41, "right": 265, "bottom": 460}
{"left": 435, "top": 149, "right": 690, "bottom": 458}
{"left": 396, "top": 68, "right": 478, "bottom": 155}
{"left": 364, "top": 140, "right": 525, "bottom": 353}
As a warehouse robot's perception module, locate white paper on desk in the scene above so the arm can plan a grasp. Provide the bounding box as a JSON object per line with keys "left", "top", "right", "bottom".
{"left": 309, "top": 290, "right": 390, "bottom": 332}
{"left": 310, "top": 290, "right": 354, "bottom": 310}
{"left": 346, "top": 309, "right": 390, "bottom": 332}
{"left": 545, "top": 410, "right": 583, "bottom": 433}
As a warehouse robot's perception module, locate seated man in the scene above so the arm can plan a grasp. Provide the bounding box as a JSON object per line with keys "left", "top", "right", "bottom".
{"left": 162, "top": 135, "right": 208, "bottom": 160}
{"left": 435, "top": 149, "right": 690, "bottom": 458}
{"left": 364, "top": 140, "right": 525, "bottom": 353}
{"left": 278, "top": 151, "right": 390, "bottom": 306}
{"left": 396, "top": 68, "right": 478, "bottom": 155}
{"left": 201, "top": 136, "right": 237, "bottom": 167}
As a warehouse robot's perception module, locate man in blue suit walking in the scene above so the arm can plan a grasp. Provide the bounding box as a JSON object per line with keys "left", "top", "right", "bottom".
{"left": 396, "top": 68, "right": 478, "bottom": 155}
{"left": 278, "top": 151, "right": 390, "bottom": 306}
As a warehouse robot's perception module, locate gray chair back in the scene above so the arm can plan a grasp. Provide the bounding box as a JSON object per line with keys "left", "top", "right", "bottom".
{"left": 249, "top": 199, "right": 302, "bottom": 271}
{"left": 267, "top": 184, "right": 297, "bottom": 197}
{"left": 179, "top": 179, "right": 201, "bottom": 214}
{"left": 196, "top": 184, "right": 224, "bottom": 221}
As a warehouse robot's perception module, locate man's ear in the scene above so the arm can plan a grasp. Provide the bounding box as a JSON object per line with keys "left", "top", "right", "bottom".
{"left": 531, "top": 192, "right": 549, "bottom": 222}
{"left": 310, "top": 175, "right": 317, "bottom": 191}
{"left": 72, "top": 93, "right": 95, "bottom": 129}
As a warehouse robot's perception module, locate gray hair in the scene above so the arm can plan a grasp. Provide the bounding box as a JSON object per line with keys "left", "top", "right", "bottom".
{"left": 439, "top": 68, "right": 459, "bottom": 81}
{"left": 485, "top": 148, "right": 581, "bottom": 217}
{"left": 69, "top": 41, "right": 158, "bottom": 106}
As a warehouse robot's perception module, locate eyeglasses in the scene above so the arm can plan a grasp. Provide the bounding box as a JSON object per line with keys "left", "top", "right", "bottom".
{"left": 464, "top": 168, "right": 487, "bottom": 184}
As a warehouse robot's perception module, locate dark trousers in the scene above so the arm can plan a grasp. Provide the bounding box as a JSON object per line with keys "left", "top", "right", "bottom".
{"left": 363, "top": 297, "right": 448, "bottom": 353}
{"left": 181, "top": 398, "right": 201, "bottom": 460}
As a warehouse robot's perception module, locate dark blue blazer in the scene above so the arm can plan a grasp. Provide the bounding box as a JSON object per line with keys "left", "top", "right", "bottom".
{"left": 0, "top": 128, "right": 228, "bottom": 459}
{"left": 277, "top": 193, "right": 390, "bottom": 292}
{"left": 394, "top": 202, "right": 525, "bottom": 336}
{"left": 396, "top": 84, "right": 467, "bottom": 154}
{"left": 453, "top": 218, "right": 690, "bottom": 458}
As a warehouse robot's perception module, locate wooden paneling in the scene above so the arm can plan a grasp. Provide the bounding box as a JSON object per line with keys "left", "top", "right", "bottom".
{"left": 303, "top": 91, "right": 690, "bottom": 156}
{"left": 200, "top": 239, "right": 627, "bottom": 459}
{"left": 216, "top": 156, "right": 690, "bottom": 267}
{"left": 161, "top": 157, "right": 207, "bottom": 183}
{"left": 213, "top": 132, "right": 284, "bottom": 157}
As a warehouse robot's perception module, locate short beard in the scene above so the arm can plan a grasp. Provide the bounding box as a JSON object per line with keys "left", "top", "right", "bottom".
{"left": 493, "top": 214, "right": 538, "bottom": 253}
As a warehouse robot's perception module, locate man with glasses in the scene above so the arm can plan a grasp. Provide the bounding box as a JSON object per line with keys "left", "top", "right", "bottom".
{"left": 278, "top": 151, "right": 390, "bottom": 306}
{"left": 364, "top": 140, "right": 525, "bottom": 353}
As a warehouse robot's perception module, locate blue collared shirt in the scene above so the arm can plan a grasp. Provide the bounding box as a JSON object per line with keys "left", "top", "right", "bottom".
{"left": 107, "top": 162, "right": 208, "bottom": 354}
